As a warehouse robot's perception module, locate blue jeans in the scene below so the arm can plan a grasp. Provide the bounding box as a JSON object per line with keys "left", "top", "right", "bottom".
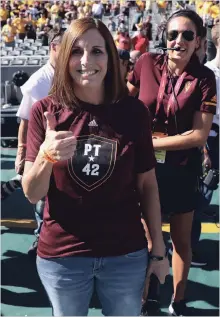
{"left": 37, "top": 248, "right": 148, "bottom": 316}
{"left": 5, "top": 41, "right": 15, "bottom": 48}
{"left": 34, "top": 198, "right": 45, "bottom": 237}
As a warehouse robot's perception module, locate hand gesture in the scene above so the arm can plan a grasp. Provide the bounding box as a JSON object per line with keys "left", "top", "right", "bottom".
{"left": 143, "top": 257, "right": 170, "bottom": 301}
{"left": 41, "top": 112, "right": 77, "bottom": 162}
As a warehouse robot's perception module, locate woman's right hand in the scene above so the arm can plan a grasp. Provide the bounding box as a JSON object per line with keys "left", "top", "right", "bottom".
{"left": 40, "top": 112, "right": 77, "bottom": 162}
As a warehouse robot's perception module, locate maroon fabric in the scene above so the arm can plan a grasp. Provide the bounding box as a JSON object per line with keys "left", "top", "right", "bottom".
{"left": 26, "top": 96, "right": 156, "bottom": 258}
{"left": 128, "top": 53, "right": 217, "bottom": 166}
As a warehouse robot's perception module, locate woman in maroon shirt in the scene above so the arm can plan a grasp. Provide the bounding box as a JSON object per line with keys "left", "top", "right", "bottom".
{"left": 128, "top": 10, "right": 217, "bottom": 316}
{"left": 22, "top": 18, "right": 169, "bottom": 316}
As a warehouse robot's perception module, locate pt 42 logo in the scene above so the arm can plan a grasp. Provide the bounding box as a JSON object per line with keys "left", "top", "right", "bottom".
{"left": 68, "top": 135, "right": 117, "bottom": 191}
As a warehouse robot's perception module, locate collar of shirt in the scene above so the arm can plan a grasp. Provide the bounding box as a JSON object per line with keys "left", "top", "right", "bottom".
{"left": 154, "top": 53, "right": 200, "bottom": 81}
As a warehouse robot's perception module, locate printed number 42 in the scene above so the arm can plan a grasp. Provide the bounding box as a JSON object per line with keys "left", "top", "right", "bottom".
{"left": 82, "top": 163, "right": 99, "bottom": 176}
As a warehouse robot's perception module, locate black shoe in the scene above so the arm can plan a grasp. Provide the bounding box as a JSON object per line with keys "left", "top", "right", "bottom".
{"left": 169, "top": 298, "right": 187, "bottom": 316}
{"left": 28, "top": 237, "right": 39, "bottom": 257}
{"left": 141, "top": 300, "right": 160, "bottom": 316}
{"left": 141, "top": 301, "right": 148, "bottom": 316}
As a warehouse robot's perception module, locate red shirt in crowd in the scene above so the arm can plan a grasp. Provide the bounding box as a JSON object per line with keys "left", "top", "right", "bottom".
{"left": 26, "top": 96, "right": 156, "bottom": 258}
{"left": 128, "top": 53, "right": 217, "bottom": 166}
{"left": 132, "top": 34, "right": 149, "bottom": 54}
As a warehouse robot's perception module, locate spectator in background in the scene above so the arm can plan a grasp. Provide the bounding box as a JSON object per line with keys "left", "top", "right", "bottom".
{"left": 83, "top": 2, "right": 91, "bottom": 16}
{"left": 58, "top": 4, "right": 66, "bottom": 21}
{"left": 117, "top": 31, "right": 131, "bottom": 51}
{"left": 105, "top": 1, "right": 112, "bottom": 16}
{"left": 15, "top": 29, "right": 64, "bottom": 257}
{"left": 50, "top": 0, "right": 60, "bottom": 23}
{"left": 78, "top": 5, "right": 85, "bottom": 19}
{"left": 37, "top": 12, "right": 47, "bottom": 29}
{"left": 185, "top": 21, "right": 220, "bottom": 268}
{"left": 108, "top": 16, "right": 116, "bottom": 32}
{"left": 45, "top": 1, "right": 52, "bottom": 16}
{"left": 5, "top": 1, "right": 12, "bottom": 19}
{"left": 1, "top": 18, "right": 17, "bottom": 48}
{"left": 156, "top": 0, "right": 168, "bottom": 15}
{"left": 25, "top": 14, "right": 37, "bottom": 41}
{"left": 204, "top": 22, "right": 220, "bottom": 179}
{"left": 132, "top": 6, "right": 143, "bottom": 31}
{"left": 12, "top": 10, "right": 27, "bottom": 40}
{"left": 0, "top": 2, "right": 9, "bottom": 28}
{"left": 112, "top": 1, "right": 120, "bottom": 16}
{"left": 39, "top": 7, "right": 48, "bottom": 19}
{"left": 10, "top": 3, "right": 20, "bottom": 18}
{"left": 92, "top": 0, "right": 104, "bottom": 20}
{"left": 65, "top": 4, "right": 78, "bottom": 22}
{"left": 38, "top": 23, "right": 53, "bottom": 46}
{"left": 144, "top": 15, "right": 153, "bottom": 42}
{"left": 28, "top": 4, "right": 39, "bottom": 20}
{"left": 117, "top": 48, "right": 130, "bottom": 81}
{"left": 131, "top": 23, "right": 149, "bottom": 54}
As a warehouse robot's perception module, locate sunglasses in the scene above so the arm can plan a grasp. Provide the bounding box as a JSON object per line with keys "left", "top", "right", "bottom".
{"left": 167, "top": 30, "right": 195, "bottom": 42}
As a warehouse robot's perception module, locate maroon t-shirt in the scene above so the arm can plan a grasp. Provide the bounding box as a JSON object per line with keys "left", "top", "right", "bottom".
{"left": 26, "top": 95, "right": 156, "bottom": 258}
{"left": 128, "top": 53, "right": 217, "bottom": 166}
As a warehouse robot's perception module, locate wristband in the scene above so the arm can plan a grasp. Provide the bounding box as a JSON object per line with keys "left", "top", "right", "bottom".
{"left": 18, "top": 143, "right": 27, "bottom": 147}
{"left": 39, "top": 147, "right": 58, "bottom": 164}
{"left": 150, "top": 249, "right": 168, "bottom": 261}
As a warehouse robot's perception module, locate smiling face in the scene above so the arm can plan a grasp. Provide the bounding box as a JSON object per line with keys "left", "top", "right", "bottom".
{"left": 166, "top": 16, "right": 200, "bottom": 65}
{"left": 68, "top": 29, "right": 108, "bottom": 92}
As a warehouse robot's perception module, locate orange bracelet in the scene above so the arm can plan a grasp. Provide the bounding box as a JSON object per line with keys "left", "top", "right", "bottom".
{"left": 40, "top": 148, "right": 58, "bottom": 164}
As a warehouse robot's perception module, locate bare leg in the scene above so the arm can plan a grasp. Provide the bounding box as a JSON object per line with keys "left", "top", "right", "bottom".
{"left": 170, "top": 211, "right": 194, "bottom": 302}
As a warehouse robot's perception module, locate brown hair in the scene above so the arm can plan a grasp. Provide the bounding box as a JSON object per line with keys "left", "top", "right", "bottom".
{"left": 211, "top": 23, "right": 220, "bottom": 47}
{"left": 50, "top": 18, "right": 127, "bottom": 108}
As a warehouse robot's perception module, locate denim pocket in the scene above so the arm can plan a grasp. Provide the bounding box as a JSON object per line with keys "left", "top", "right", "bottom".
{"left": 124, "top": 248, "right": 147, "bottom": 258}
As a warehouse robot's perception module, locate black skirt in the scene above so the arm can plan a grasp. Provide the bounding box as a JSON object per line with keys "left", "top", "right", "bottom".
{"left": 155, "top": 163, "right": 198, "bottom": 216}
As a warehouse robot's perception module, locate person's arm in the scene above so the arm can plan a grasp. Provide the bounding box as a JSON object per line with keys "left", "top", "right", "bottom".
{"left": 1, "top": 26, "right": 5, "bottom": 36}
{"left": 134, "top": 102, "right": 169, "bottom": 296}
{"left": 15, "top": 119, "right": 28, "bottom": 174}
{"left": 22, "top": 153, "right": 54, "bottom": 204}
{"left": 127, "top": 53, "right": 145, "bottom": 96}
{"left": 22, "top": 111, "right": 76, "bottom": 204}
{"left": 127, "top": 81, "right": 139, "bottom": 97}
{"left": 15, "top": 92, "right": 35, "bottom": 174}
{"left": 153, "top": 70, "right": 217, "bottom": 151}
{"left": 153, "top": 111, "right": 214, "bottom": 150}
{"left": 137, "top": 168, "right": 165, "bottom": 256}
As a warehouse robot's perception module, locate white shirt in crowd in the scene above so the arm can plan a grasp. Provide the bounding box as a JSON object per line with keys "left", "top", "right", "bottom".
{"left": 16, "top": 62, "right": 54, "bottom": 120}
{"left": 205, "top": 60, "right": 220, "bottom": 136}
{"left": 92, "top": 3, "right": 104, "bottom": 16}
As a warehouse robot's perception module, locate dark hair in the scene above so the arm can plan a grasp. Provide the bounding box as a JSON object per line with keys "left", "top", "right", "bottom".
{"left": 117, "top": 48, "right": 130, "bottom": 61}
{"left": 166, "top": 9, "right": 204, "bottom": 36}
{"left": 48, "top": 28, "right": 65, "bottom": 46}
{"left": 200, "top": 25, "right": 207, "bottom": 40}
{"left": 51, "top": 18, "right": 127, "bottom": 109}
